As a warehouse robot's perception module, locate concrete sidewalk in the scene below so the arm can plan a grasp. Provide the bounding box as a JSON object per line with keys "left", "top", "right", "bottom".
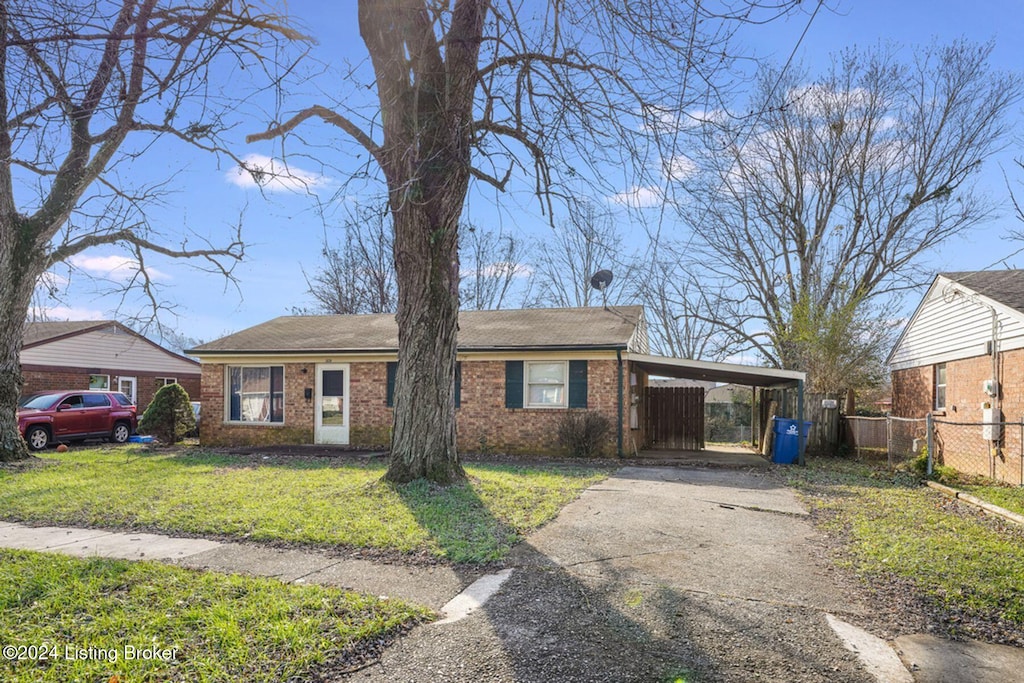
{"left": 0, "top": 520, "right": 471, "bottom": 611}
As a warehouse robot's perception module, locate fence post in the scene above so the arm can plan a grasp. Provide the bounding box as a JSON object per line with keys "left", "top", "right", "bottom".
{"left": 926, "top": 412, "right": 934, "bottom": 476}
{"left": 886, "top": 416, "right": 892, "bottom": 468}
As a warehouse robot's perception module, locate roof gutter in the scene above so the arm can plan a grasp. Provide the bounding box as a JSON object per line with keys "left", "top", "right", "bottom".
{"left": 187, "top": 343, "right": 631, "bottom": 356}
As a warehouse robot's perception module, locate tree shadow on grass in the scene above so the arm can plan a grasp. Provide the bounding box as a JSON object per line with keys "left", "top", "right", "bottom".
{"left": 389, "top": 475, "right": 519, "bottom": 566}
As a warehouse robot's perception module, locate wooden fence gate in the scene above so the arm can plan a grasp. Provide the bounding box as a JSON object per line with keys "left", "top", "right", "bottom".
{"left": 644, "top": 386, "right": 705, "bottom": 450}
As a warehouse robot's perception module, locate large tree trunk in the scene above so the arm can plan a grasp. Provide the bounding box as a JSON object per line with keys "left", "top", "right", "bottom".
{"left": 385, "top": 202, "right": 465, "bottom": 484}
{"left": 0, "top": 223, "right": 37, "bottom": 462}
{"left": 359, "top": 0, "right": 483, "bottom": 485}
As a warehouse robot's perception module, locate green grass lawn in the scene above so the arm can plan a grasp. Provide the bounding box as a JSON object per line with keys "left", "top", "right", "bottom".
{"left": 784, "top": 458, "right": 1024, "bottom": 625}
{"left": 958, "top": 483, "right": 1024, "bottom": 517}
{"left": 0, "top": 447, "right": 606, "bottom": 563}
{"left": 0, "top": 549, "right": 429, "bottom": 683}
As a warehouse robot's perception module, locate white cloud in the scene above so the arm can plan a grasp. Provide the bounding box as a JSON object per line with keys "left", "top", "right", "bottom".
{"left": 37, "top": 271, "right": 69, "bottom": 290}
{"left": 663, "top": 155, "right": 697, "bottom": 181}
{"left": 609, "top": 185, "right": 665, "bottom": 209}
{"left": 31, "top": 305, "right": 106, "bottom": 321}
{"left": 227, "top": 153, "right": 332, "bottom": 193}
{"left": 683, "top": 108, "right": 731, "bottom": 127}
{"left": 788, "top": 85, "right": 874, "bottom": 118}
{"left": 70, "top": 254, "right": 168, "bottom": 281}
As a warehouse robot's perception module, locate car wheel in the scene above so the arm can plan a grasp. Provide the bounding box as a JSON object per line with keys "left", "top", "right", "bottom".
{"left": 111, "top": 423, "right": 131, "bottom": 444}
{"left": 25, "top": 426, "right": 49, "bottom": 451}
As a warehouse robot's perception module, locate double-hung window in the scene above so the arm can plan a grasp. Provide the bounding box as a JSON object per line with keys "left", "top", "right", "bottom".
{"left": 526, "top": 361, "right": 567, "bottom": 407}
{"left": 228, "top": 366, "right": 284, "bottom": 423}
{"left": 934, "top": 363, "right": 947, "bottom": 411}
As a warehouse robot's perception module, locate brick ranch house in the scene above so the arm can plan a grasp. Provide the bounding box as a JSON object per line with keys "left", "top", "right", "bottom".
{"left": 889, "top": 270, "right": 1024, "bottom": 480}
{"left": 190, "top": 306, "right": 806, "bottom": 457}
{"left": 21, "top": 321, "right": 200, "bottom": 410}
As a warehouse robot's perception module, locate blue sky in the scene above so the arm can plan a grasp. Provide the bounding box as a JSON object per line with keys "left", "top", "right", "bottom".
{"left": 33, "top": 0, "right": 1024, "bottom": 349}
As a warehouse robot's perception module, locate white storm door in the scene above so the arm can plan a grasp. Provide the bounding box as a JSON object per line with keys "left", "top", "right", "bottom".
{"left": 117, "top": 377, "right": 137, "bottom": 404}
{"left": 315, "top": 365, "right": 350, "bottom": 444}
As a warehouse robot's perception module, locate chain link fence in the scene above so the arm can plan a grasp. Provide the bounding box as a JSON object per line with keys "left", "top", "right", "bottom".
{"left": 932, "top": 418, "right": 1024, "bottom": 486}
{"left": 886, "top": 416, "right": 929, "bottom": 469}
{"left": 844, "top": 416, "right": 887, "bottom": 460}
{"left": 842, "top": 414, "right": 1024, "bottom": 486}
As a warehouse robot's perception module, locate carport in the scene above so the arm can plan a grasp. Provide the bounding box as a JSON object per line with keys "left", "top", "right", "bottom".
{"left": 623, "top": 353, "right": 807, "bottom": 464}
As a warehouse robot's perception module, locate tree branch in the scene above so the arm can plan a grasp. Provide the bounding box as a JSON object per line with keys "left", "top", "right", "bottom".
{"left": 246, "top": 104, "right": 382, "bottom": 165}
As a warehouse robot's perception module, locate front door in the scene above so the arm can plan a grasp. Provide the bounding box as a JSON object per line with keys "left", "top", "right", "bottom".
{"left": 117, "top": 376, "right": 137, "bottom": 404}
{"left": 315, "top": 365, "right": 349, "bottom": 444}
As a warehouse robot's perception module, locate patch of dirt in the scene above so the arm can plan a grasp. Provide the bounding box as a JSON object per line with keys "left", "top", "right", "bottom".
{"left": 0, "top": 455, "right": 59, "bottom": 471}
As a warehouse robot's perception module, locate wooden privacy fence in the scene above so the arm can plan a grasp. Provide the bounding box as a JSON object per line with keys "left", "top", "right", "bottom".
{"left": 644, "top": 386, "right": 704, "bottom": 450}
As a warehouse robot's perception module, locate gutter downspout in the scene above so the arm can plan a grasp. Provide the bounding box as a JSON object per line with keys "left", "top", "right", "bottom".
{"left": 797, "top": 379, "right": 806, "bottom": 466}
{"left": 617, "top": 349, "right": 624, "bottom": 457}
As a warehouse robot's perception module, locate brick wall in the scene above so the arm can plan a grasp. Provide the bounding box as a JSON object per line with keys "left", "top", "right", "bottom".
{"left": 891, "top": 365, "right": 933, "bottom": 418}
{"left": 893, "top": 351, "right": 1024, "bottom": 422}
{"left": 200, "top": 357, "right": 628, "bottom": 456}
{"left": 892, "top": 350, "right": 1024, "bottom": 484}
{"left": 21, "top": 364, "right": 200, "bottom": 412}
{"left": 455, "top": 359, "right": 621, "bottom": 456}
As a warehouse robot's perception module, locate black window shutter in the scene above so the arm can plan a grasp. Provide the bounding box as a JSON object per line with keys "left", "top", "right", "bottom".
{"left": 455, "top": 362, "right": 462, "bottom": 408}
{"left": 568, "top": 360, "right": 588, "bottom": 408}
{"left": 386, "top": 362, "right": 397, "bottom": 407}
{"left": 505, "top": 360, "right": 524, "bottom": 409}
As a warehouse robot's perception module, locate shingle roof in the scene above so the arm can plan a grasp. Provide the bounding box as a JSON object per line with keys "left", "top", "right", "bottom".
{"left": 190, "top": 306, "right": 645, "bottom": 354}
{"left": 23, "top": 321, "right": 113, "bottom": 347}
{"left": 942, "top": 271, "right": 1024, "bottom": 314}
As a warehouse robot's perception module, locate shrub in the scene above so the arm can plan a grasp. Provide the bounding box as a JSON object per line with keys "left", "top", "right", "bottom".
{"left": 556, "top": 411, "right": 612, "bottom": 458}
{"left": 911, "top": 447, "right": 959, "bottom": 484}
{"left": 139, "top": 383, "right": 196, "bottom": 444}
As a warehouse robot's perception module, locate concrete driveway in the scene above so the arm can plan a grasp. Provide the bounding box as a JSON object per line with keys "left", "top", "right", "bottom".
{"left": 352, "top": 466, "right": 886, "bottom": 682}
{"left": 521, "top": 466, "right": 862, "bottom": 615}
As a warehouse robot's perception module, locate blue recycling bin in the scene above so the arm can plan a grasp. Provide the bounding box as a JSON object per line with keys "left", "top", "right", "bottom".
{"left": 772, "top": 418, "right": 812, "bottom": 464}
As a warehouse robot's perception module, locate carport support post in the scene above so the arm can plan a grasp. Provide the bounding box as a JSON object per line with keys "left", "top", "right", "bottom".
{"left": 797, "top": 380, "right": 806, "bottom": 466}
{"left": 616, "top": 350, "right": 624, "bottom": 457}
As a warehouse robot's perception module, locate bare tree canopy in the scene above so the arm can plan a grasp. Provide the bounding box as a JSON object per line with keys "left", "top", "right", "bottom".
{"left": 459, "top": 224, "right": 527, "bottom": 311}
{"left": 639, "top": 254, "right": 742, "bottom": 362}
{"left": 299, "top": 206, "right": 397, "bottom": 315}
{"left": 0, "top": 0, "right": 298, "bottom": 461}
{"left": 529, "top": 201, "right": 639, "bottom": 309}
{"left": 680, "top": 40, "right": 1023, "bottom": 392}
{"left": 248, "top": 0, "right": 803, "bottom": 483}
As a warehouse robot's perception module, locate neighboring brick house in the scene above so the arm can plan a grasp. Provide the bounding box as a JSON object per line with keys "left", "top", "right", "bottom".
{"left": 889, "top": 271, "right": 1024, "bottom": 480}
{"left": 190, "top": 306, "right": 807, "bottom": 457}
{"left": 21, "top": 321, "right": 201, "bottom": 410}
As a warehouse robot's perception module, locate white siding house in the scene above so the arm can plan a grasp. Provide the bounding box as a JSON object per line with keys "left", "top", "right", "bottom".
{"left": 888, "top": 273, "right": 1024, "bottom": 372}
{"left": 21, "top": 321, "right": 201, "bottom": 409}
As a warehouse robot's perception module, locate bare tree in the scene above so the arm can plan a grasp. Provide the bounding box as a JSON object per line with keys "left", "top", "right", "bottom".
{"left": 300, "top": 207, "right": 397, "bottom": 315}
{"left": 460, "top": 224, "right": 526, "bottom": 310}
{"left": 529, "top": 202, "right": 639, "bottom": 309}
{"left": 0, "top": 0, "right": 299, "bottom": 461}
{"left": 681, "top": 40, "right": 1023, "bottom": 392}
{"left": 249, "top": 0, "right": 802, "bottom": 483}
{"left": 639, "top": 253, "right": 740, "bottom": 361}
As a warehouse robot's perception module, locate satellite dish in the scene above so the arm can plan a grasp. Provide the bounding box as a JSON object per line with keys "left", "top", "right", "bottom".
{"left": 590, "top": 269, "right": 613, "bottom": 291}
{"left": 589, "top": 269, "right": 614, "bottom": 309}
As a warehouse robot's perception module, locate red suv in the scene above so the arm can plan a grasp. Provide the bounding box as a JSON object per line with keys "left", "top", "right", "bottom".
{"left": 17, "top": 391, "right": 138, "bottom": 451}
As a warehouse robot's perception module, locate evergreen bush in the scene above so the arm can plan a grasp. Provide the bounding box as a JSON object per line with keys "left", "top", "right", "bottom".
{"left": 139, "top": 383, "right": 196, "bottom": 444}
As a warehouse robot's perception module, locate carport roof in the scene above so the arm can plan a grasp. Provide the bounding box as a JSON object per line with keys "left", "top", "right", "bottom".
{"left": 626, "top": 353, "right": 804, "bottom": 388}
